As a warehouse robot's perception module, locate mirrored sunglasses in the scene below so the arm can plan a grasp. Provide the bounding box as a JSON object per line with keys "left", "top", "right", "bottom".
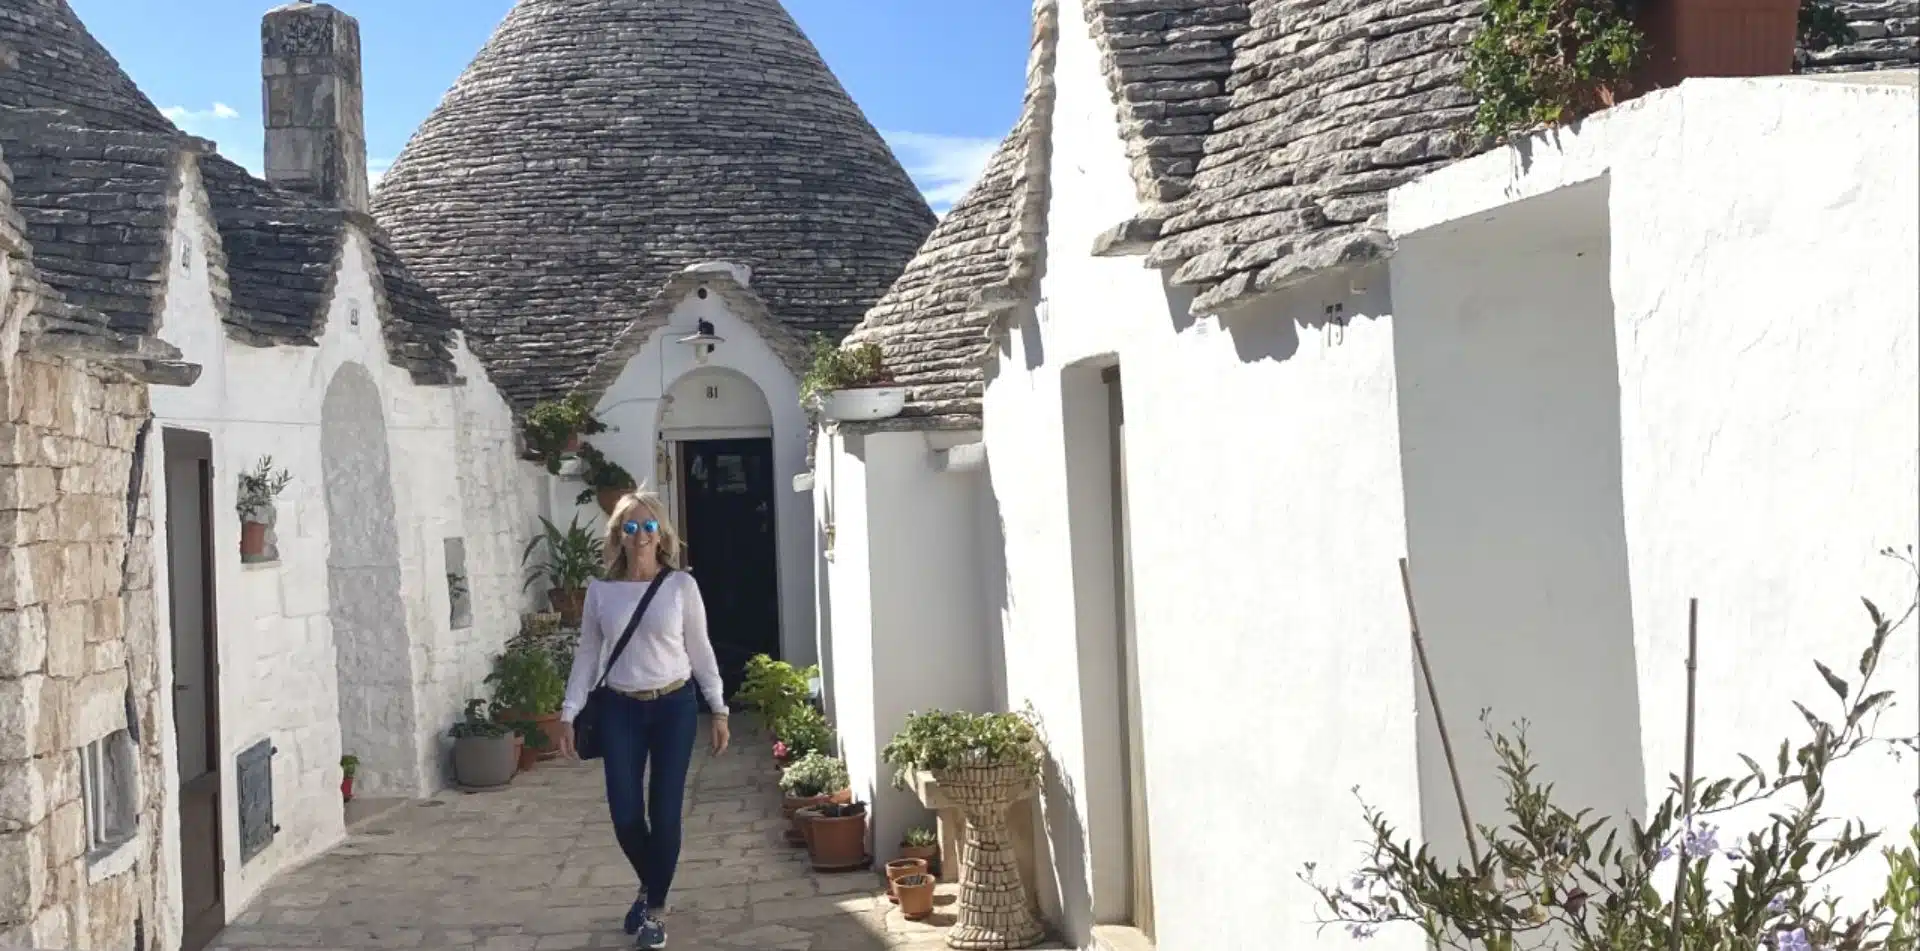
{"left": 622, "top": 519, "right": 660, "bottom": 537}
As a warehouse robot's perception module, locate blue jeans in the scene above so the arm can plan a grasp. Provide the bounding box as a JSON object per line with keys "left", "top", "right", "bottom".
{"left": 600, "top": 683, "right": 698, "bottom": 909}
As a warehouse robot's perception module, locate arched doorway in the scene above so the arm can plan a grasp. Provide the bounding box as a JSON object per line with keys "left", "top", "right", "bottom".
{"left": 659, "top": 368, "right": 781, "bottom": 705}
{"left": 321, "top": 363, "right": 419, "bottom": 794}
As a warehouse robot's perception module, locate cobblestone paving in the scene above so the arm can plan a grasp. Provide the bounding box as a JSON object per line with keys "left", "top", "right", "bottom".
{"left": 212, "top": 722, "right": 1073, "bottom": 951}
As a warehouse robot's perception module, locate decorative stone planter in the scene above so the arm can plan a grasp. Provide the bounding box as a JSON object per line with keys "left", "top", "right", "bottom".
{"left": 452, "top": 734, "right": 517, "bottom": 789}
{"left": 822, "top": 386, "right": 906, "bottom": 422}
{"left": 548, "top": 587, "right": 586, "bottom": 626}
{"left": 1634, "top": 0, "right": 1798, "bottom": 90}
{"left": 926, "top": 764, "right": 1046, "bottom": 950}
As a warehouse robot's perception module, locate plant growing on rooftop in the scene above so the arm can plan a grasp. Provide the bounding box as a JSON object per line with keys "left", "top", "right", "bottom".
{"left": 523, "top": 394, "right": 607, "bottom": 473}
{"left": 1799, "top": 0, "right": 1858, "bottom": 52}
{"left": 1463, "top": 0, "right": 1644, "bottom": 143}
{"left": 881, "top": 707, "right": 1043, "bottom": 789}
{"left": 1303, "top": 546, "right": 1919, "bottom": 950}
{"left": 236, "top": 455, "right": 293, "bottom": 523}
{"left": 800, "top": 335, "right": 892, "bottom": 406}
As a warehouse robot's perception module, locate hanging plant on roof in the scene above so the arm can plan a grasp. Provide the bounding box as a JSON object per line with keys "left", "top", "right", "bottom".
{"left": 800, "top": 335, "right": 892, "bottom": 406}
{"left": 572, "top": 442, "right": 637, "bottom": 512}
{"left": 523, "top": 394, "right": 607, "bottom": 474}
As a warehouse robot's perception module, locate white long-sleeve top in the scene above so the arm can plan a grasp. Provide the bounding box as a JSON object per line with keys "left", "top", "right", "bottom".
{"left": 560, "top": 571, "right": 728, "bottom": 722}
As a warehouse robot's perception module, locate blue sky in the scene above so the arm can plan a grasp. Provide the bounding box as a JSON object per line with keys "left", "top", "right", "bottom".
{"left": 67, "top": 0, "right": 1031, "bottom": 212}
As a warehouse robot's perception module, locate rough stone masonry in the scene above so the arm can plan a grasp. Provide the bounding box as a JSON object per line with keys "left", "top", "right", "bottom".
{"left": 0, "top": 348, "right": 166, "bottom": 950}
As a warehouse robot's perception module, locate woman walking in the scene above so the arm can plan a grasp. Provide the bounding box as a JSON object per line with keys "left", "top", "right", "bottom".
{"left": 559, "top": 490, "right": 730, "bottom": 950}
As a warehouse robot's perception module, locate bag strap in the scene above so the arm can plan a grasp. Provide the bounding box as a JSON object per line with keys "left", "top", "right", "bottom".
{"left": 594, "top": 569, "right": 674, "bottom": 690}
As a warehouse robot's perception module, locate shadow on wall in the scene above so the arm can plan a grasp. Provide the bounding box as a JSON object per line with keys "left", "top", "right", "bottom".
{"left": 1038, "top": 739, "right": 1093, "bottom": 947}
{"left": 1211, "top": 268, "right": 1392, "bottom": 366}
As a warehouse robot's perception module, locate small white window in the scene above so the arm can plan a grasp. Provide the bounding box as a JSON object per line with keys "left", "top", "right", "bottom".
{"left": 81, "top": 729, "right": 139, "bottom": 861}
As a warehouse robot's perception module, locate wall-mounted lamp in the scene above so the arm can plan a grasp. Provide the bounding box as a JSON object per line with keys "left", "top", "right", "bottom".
{"left": 677, "top": 318, "right": 724, "bottom": 364}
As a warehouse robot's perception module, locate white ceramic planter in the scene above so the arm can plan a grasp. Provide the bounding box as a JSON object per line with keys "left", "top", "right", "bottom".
{"left": 822, "top": 386, "right": 907, "bottom": 422}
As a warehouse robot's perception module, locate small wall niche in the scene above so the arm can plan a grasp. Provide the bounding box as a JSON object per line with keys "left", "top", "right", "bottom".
{"left": 444, "top": 537, "right": 471, "bottom": 630}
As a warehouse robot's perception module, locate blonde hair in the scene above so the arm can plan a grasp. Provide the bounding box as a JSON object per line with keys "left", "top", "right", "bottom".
{"left": 602, "top": 489, "right": 684, "bottom": 577}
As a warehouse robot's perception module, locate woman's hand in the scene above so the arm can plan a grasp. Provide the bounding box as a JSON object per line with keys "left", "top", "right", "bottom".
{"left": 558, "top": 721, "right": 577, "bottom": 759}
{"left": 710, "top": 716, "right": 730, "bottom": 755}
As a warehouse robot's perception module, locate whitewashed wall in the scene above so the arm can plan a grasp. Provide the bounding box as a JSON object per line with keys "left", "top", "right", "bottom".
{"left": 818, "top": 429, "right": 996, "bottom": 857}
{"left": 145, "top": 158, "right": 542, "bottom": 938}
{"left": 1393, "top": 74, "right": 1920, "bottom": 900}
{"left": 959, "top": 3, "right": 1429, "bottom": 947}
{"left": 584, "top": 289, "right": 816, "bottom": 668}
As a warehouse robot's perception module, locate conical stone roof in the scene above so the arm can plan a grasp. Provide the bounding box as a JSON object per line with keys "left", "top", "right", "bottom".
{"left": 372, "top": 0, "right": 940, "bottom": 408}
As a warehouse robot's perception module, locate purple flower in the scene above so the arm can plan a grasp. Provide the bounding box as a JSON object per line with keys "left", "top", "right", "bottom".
{"left": 1771, "top": 928, "right": 1813, "bottom": 951}
{"left": 1683, "top": 823, "right": 1721, "bottom": 858}
{"left": 1347, "top": 922, "right": 1378, "bottom": 940}
{"left": 1768, "top": 895, "right": 1788, "bottom": 913}
{"left": 1655, "top": 845, "right": 1675, "bottom": 863}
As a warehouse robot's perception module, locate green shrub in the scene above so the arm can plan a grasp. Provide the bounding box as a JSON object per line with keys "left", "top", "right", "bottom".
{"left": 881, "top": 708, "right": 1043, "bottom": 789}
{"left": 779, "top": 752, "right": 850, "bottom": 798}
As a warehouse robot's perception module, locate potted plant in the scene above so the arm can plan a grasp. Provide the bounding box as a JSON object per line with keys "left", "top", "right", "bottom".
{"left": 522, "top": 514, "right": 601, "bottom": 625}
{"left": 801, "top": 336, "right": 904, "bottom": 422}
{"left": 894, "top": 872, "right": 936, "bottom": 920}
{"left": 739, "top": 654, "right": 819, "bottom": 731}
{"left": 778, "top": 751, "right": 851, "bottom": 847}
{"left": 882, "top": 708, "right": 1047, "bottom": 948}
{"left": 486, "top": 644, "right": 566, "bottom": 762}
{"left": 885, "top": 856, "right": 928, "bottom": 904}
{"left": 800, "top": 800, "right": 869, "bottom": 872}
{"left": 900, "top": 826, "right": 940, "bottom": 878}
{"left": 772, "top": 705, "right": 834, "bottom": 760}
{"left": 236, "top": 455, "right": 292, "bottom": 560}
{"left": 448, "top": 699, "right": 517, "bottom": 789}
{"left": 340, "top": 754, "right": 359, "bottom": 803}
{"left": 522, "top": 394, "right": 606, "bottom": 474}
{"left": 572, "top": 443, "right": 637, "bottom": 514}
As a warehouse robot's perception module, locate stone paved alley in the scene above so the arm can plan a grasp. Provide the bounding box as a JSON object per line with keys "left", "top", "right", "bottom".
{"left": 210, "top": 722, "right": 1073, "bottom": 951}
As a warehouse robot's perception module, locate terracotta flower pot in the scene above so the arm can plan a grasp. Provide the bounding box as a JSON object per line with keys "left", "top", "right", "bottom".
{"left": 1633, "top": 0, "right": 1798, "bottom": 91}
{"left": 895, "top": 873, "right": 936, "bottom": 920}
{"left": 240, "top": 520, "right": 269, "bottom": 559}
{"left": 804, "top": 803, "right": 868, "bottom": 872}
{"left": 499, "top": 711, "right": 566, "bottom": 761}
{"left": 885, "top": 858, "right": 927, "bottom": 903}
{"left": 784, "top": 788, "right": 852, "bottom": 846}
{"left": 548, "top": 587, "right": 586, "bottom": 626}
{"left": 899, "top": 842, "right": 940, "bottom": 879}
{"left": 341, "top": 776, "right": 354, "bottom": 802}
{"left": 596, "top": 486, "right": 627, "bottom": 515}
{"left": 516, "top": 738, "right": 540, "bottom": 772}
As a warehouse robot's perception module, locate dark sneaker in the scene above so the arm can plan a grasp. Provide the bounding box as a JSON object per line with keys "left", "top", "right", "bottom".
{"left": 622, "top": 896, "right": 647, "bottom": 936}
{"left": 635, "top": 914, "right": 668, "bottom": 949}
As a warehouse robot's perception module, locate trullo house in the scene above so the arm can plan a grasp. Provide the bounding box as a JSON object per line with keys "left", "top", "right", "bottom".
{"left": 806, "top": 1, "right": 1919, "bottom": 950}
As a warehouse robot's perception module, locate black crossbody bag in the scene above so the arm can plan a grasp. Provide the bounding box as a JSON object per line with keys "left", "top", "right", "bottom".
{"left": 572, "top": 569, "right": 673, "bottom": 761}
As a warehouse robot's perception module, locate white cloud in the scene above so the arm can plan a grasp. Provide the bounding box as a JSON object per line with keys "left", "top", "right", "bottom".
{"left": 161, "top": 102, "right": 242, "bottom": 128}
{"left": 881, "top": 130, "right": 999, "bottom": 214}
{"left": 368, "top": 157, "right": 394, "bottom": 188}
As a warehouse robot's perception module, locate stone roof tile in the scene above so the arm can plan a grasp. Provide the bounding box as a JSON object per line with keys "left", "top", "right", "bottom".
{"left": 842, "top": 0, "right": 1060, "bottom": 427}
{"left": 371, "top": 0, "right": 939, "bottom": 409}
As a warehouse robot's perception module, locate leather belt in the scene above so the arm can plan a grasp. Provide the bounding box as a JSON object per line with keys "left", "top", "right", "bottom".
{"left": 614, "top": 678, "right": 687, "bottom": 702}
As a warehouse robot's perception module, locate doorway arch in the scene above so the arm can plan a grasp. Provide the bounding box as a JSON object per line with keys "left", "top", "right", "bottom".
{"left": 321, "top": 362, "right": 419, "bottom": 794}
{"left": 658, "top": 368, "right": 781, "bottom": 705}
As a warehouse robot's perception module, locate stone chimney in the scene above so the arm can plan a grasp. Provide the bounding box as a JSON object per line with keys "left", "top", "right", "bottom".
{"left": 261, "top": 1, "right": 369, "bottom": 211}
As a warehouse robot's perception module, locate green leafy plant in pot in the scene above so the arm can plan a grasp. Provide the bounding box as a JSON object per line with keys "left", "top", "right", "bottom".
{"left": 741, "top": 654, "right": 819, "bottom": 748}
{"left": 772, "top": 705, "right": 834, "bottom": 760}
{"left": 522, "top": 514, "right": 602, "bottom": 625}
{"left": 448, "top": 699, "right": 517, "bottom": 789}
{"left": 881, "top": 707, "right": 1044, "bottom": 791}
{"left": 236, "top": 456, "right": 292, "bottom": 560}
{"left": 900, "top": 826, "right": 940, "bottom": 879}
{"left": 486, "top": 644, "right": 566, "bottom": 764}
{"left": 340, "top": 754, "right": 359, "bottom": 802}
{"left": 522, "top": 394, "right": 606, "bottom": 474}
{"left": 572, "top": 442, "right": 637, "bottom": 514}
{"left": 778, "top": 752, "right": 851, "bottom": 847}
{"left": 799, "top": 800, "right": 870, "bottom": 873}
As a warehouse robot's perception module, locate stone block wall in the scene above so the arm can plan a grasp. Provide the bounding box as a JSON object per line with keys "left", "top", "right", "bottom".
{"left": 1802, "top": 0, "right": 1920, "bottom": 72}
{"left": 0, "top": 351, "right": 163, "bottom": 950}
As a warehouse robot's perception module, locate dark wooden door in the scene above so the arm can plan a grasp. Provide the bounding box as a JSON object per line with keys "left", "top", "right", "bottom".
{"left": 164, "top": 430, "right": 224, "bottom": 951}
{"left": 679, "top": 438, "right": 781, "bottom": 706}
